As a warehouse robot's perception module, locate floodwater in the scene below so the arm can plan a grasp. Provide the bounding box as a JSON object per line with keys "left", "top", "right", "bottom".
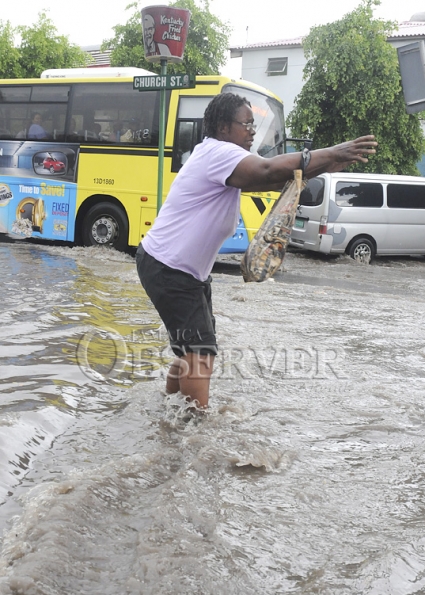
{"left": 0, "top": 240, "right": 425, "bottom": 595}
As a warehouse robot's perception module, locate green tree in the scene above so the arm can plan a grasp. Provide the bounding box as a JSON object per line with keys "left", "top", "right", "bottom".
{"left": 0, "top": 21, "right": 21, "bottom": 78}
{"left": 287, "top": 0, "right": 424, "bottom": 175}
{"left": 17, "top": 10, "right": 89, "bottom": 78}
{"left": 102, "top": 0, "right": 231, "bottom": 75}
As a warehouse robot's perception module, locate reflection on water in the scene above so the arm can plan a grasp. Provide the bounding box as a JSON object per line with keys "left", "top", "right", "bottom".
{"left": 1, "top": 242, "right": 425, "bottom": 594}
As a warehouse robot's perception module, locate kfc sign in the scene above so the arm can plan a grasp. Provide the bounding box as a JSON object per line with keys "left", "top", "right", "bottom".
{"left": 141, "top": 5, "right": 191, "bottom": 64}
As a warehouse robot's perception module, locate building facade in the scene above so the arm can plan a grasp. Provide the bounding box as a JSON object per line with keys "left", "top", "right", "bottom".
{"left": 230, "top": 15, "right": 425, "bottom": 124}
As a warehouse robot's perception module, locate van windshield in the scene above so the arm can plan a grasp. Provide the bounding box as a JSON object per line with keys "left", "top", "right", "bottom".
{"left": 299, "top": 177, "right": 324, "bottom": 206}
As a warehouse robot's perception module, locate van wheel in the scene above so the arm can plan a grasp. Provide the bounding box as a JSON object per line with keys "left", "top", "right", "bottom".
{"left": 349, "top": 238, "right": 375, "bottom": 263}
{"left": 81, "top": 202, "right": 128, "bottom": 251}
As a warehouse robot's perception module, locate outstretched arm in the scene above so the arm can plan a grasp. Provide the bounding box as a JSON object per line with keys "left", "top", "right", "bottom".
{"left": 227, "top": 135, "right": 378, "bottom": 192}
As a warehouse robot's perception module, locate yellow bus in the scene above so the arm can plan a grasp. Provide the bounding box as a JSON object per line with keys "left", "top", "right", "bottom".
{"left": 0, "top": 68, "right": 286, "bottom": 252}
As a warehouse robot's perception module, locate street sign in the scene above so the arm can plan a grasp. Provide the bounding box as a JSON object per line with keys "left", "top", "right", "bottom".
{"left": 133, "top": 74, "right": 195, "bottom": 91}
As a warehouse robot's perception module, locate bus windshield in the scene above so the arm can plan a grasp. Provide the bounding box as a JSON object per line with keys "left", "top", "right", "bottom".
{"left": 224, "top": 84, "right": 285, "bottom": 158}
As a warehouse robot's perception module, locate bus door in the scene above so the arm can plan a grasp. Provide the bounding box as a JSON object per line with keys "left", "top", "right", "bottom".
{"left": 171, "top": 95, "right": 212, "bottom": 173}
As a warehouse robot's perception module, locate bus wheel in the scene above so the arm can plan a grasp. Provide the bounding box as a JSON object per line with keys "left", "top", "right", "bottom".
{"left": 82, "top": 202, "right": 129, "bottom": 251}
{"left": 349, "top": 237, "right": 375, "bottom": 264}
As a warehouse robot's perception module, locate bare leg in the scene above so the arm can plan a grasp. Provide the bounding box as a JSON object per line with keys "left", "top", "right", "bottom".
{"left": 165, "top": 353, "right": 215, "bottom": 409}
{"left": 166, "top": 358, "right": 185, "bottom": 395}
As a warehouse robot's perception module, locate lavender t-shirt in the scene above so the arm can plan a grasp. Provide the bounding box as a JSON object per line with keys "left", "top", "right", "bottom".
{"left": 142, "top": 137, "right": 250, "bottom": 281}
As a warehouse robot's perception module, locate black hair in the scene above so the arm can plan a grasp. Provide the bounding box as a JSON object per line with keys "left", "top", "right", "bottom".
{"left": 203, "top": 93, "right": 251, "bottom": 138}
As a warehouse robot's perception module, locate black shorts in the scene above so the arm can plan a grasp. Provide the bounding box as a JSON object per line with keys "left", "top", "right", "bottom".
{"left": 136, "top": 245, "right": 218, "bottom": 357}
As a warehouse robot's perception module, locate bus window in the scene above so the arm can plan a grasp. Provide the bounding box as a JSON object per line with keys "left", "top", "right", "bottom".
{"left": 0, "top": 116, "right": 12, "bottom": 139}
{"left": 0, "top": 85, "right": 68, "bottom": 141}
{"left": 10, "top": 105, "right": 67, "bottom": 141}
{"left": 31, "top": 85, "right": 70, "bottom": 103}
{"left": 24, "top": 105, "right": 67, "bottom": 141}
{"left": 171, "top": 96, "right": 211, "bottom": 171}
{"left": 179, "top": 121, "right": 195, "bottom": 165}
{"left": 225, "top": 84, "right": 285, "bottom": 158}
{"left": 5, "top": 105, "right": 32, "bottom": 139}
{"left": 68, "top": 83, "right": 164, "bottom": 145}
{"left": 172, "top": 120, "right": 203, "bottom": 171}
{"left": 0, "top": 86, "right": 31, "bottom": 103}
{"left": 177, "top": 96, "right": 212, "bottom": 119}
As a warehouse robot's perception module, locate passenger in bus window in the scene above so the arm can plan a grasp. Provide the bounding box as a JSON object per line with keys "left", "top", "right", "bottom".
{"left": 98, "top": 125, "right": 111, "bottom": 142}
{"left": 108, "top": 121, "right": 124, "bottom": 142}
{"left": 93, "top": 123, "right": 102, "bottom": 139}
{"left": 135, "top": 92, "right": 378, "bottom": 411}
{"left": 142, "top": 128, "right": 152, "bottom": 144}
{"left": 120, "top": 118, "right": 141, "bottom": 143}
{"left": 28, "top": 112, "right": 48, "bottom": 140}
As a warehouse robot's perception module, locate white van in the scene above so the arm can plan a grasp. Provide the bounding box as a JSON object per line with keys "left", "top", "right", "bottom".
{"left": 289, "top": 172, "right": 425, "bottom": 262}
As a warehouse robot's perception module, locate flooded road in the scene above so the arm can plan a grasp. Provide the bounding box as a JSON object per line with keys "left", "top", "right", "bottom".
{"left": 0, "top": 240, "right": 425, "bottom": 594}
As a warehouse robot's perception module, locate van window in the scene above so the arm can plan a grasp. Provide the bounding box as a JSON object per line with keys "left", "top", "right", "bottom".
{"left": 299, "top": 177, "right": 325, "bottom": 206}
{"left": 387, "top": 184, "right": 425, "bottom": 209}
{"left": 335, "top": 182, "right": 383, "bottom": 207}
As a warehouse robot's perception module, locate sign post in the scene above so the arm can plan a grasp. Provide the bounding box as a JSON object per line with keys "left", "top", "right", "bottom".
{"left": 140, "top": 5, "right": 192, "bottom": 215}
{"left": 157, "top": 58, "right": 167, "bottom": 216}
